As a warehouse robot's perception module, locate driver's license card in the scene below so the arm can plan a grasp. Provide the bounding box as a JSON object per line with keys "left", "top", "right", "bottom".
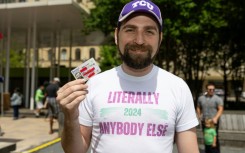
{"left": 71, "top": 58, "right": 101, "bottom": 81}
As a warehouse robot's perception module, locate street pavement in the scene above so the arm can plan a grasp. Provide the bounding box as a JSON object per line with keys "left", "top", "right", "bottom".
{"left": 1, "top": 108, "right": 245, "bottom": 153}
{"left": 0, "top": 108, "right": 59, "bottom": 153}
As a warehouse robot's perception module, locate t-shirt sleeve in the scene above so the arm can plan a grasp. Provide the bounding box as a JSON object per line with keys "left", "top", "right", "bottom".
{"left": 212, "top": 129, "right": 217, "bottom": 136}
{"left": 217, "top": 96, "right": 224, "bottom": 106}
{"left": 175, "top": 80, "right": 199, "bottom": 132}
{"left": 197, "top": 96, "right": 201, "bottom": 108}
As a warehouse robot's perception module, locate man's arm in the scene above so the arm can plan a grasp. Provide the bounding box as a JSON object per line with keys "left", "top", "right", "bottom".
{"left": 213, "top": 105, "right": 223, "bottom": 124}
{"left": 56, "top": 79, "right": 90, "bottom": 153}
{"left": 212, "top": 135, "right": 217, "bottom": 147}
{"left": 175, "top": 128, "right": 200, "bottom": 153}
{"left": 61, "top": 120, "right": 92, "bottom": 153}
{"left": 196, "top": 105, "right": 202, "bottom": 120}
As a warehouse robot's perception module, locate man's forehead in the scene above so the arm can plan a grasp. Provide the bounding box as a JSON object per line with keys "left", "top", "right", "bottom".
{"left": 120, "top": 13, "right": 159, "bottom": 29}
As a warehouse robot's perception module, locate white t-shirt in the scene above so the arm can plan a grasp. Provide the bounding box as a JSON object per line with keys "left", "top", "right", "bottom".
{"left": 79, "top": 65, "right": 198, "bottom": 153}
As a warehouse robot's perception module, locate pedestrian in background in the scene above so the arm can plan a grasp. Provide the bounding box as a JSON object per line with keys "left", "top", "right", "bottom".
{"left": 34, "top": 84, "right": 45, "bottom": 117}
{"left": 57, "top": 0, "right": 199, "bottom": 152}
{"left": 0, "top": 125, "right": 4, "bottom": 136}
{"left": 46, "top": 77, "right": 60, "bottom": 134}
{"left": 10, "top": 87, "right": 22, "bottom": 120}
{"left": 204, "top": 119, "right": 218, "bottom": 153}
{"left": 43, "top": 80, "right": 51, "bottom": 120}
{"left": 197, "top": 82, "right": 224, "bottom": 153}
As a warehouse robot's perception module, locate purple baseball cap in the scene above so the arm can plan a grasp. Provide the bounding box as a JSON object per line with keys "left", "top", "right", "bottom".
{"left": 118, "top": 0, "right": 162, "bottom": 31}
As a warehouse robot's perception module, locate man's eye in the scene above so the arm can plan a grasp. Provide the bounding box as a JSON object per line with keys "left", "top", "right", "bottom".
{"left": 125, "top": 28, "right": 134, "bottom": 32}
{"left": 146, "top": 30, "right": 155, "bottom": 35}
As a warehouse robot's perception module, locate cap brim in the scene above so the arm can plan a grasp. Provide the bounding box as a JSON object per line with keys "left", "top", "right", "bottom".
{"left": 118, "top": 9, "right": 162, "bottom": 30}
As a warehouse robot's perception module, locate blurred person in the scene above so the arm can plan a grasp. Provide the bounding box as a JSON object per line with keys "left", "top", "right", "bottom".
{"left": 34, "top": 84, "right": 45, "bottom": 117}
{"left": 0, "top": 125, "right": 4, "bottom": 136}
{"left": 197, "top": 82, "right": 223, "bottom": 153}
{"left": 204, "top": 119, "right": 218, "bottom": 153}
{"left": 43, "top": 80, "right": 51, "bottom": 120}
{"left": 46, "top": 77, "right": 60, "bottom": 134}
{"left": 10, "top": 87, "right": 22, "bottom": 120}
{"left": 56, "top": 0, "right": 199, "bottom": 152}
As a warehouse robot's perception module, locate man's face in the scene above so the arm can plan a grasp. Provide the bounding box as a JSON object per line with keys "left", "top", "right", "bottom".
{"left": 207, "top": 85, "right": 215, "bottom": 96}
{"left": 116, "top": 14, "right": 162, "bottom": 69}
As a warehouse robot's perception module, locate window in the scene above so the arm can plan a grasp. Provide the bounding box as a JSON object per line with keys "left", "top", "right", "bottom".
{"left": 61, "top": 49, "right": 67, "bottom": 60}
{"left": 89, "top": 48, "right": 95, "bottom": 59}
{"left": 75, "top": 48, "right": 81, "bottom": 60}
{"left": 48, "top": 49, "right": 52, "bottom": 61}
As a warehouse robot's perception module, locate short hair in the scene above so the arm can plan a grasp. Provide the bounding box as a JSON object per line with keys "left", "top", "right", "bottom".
{"left": 15, "top": 87, "right": 20, "bottom": 92}
{"left": 206, "top": 82, "right": 215, "bottom": 89}
{"left": 53, "top": 77, "right": 60, "bottom": 82}
{"left": 205, "top": 119, "right": 215, "bottom": 128}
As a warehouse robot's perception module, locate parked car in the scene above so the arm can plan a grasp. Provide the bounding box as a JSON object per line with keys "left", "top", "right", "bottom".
{"left": 241, "top": 91, "right": 245, "bottom": 99}
{"left": 215, "top": 88, "right": 225, "bottom": 96}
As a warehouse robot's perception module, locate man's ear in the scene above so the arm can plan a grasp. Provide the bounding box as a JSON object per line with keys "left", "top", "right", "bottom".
{"left": 157, "top": 32, "right": 163, "bottom": 48}
{"left": 114, "top": 28, "right": 118, "bottom": 45}
{"left": 160, "top": 32, "right": 163, "bottom": 43}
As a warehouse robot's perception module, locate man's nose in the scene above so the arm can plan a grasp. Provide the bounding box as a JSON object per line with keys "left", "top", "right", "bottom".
{"left": 134, "top": 32, "right": 145, "bottom": 45}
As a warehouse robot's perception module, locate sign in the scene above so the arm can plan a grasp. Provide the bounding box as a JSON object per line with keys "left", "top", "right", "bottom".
{"left": 71, "top": 58, "right": 101, "bottom": 81}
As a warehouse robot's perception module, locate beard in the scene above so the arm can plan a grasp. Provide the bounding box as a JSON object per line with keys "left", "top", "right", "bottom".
{"left": 119, "top": 43, "right": 155, "bottom": 69}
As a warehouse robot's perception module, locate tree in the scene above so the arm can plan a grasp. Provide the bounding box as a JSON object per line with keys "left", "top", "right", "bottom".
{"left": 99, "top": 45, "right": 121, "bottom": 71}
{"left": 82, "top": 0, "right": 245, "bottom": 105}
{"left": 2, "top": 49, "right": 25, "bottom": 68}
{"left": 1, "top": 34, "right": 25, "bottom": 68}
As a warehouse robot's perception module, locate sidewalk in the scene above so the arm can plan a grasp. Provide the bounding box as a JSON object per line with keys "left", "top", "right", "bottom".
{"left": 0, "top": 108, "right": 59, "bottom": 153}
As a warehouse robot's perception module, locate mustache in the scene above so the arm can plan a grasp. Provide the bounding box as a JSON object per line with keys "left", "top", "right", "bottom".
{"left": 125, "top": 43, "right": 151, "bottom": 52}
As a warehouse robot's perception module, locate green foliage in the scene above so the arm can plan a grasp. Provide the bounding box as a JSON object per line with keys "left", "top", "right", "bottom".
{"left": 83, "top": 0, "right": 245, "bottom": 101}
{"left": 99, "top": 45, "right": 121, "bottom": 71}
{"left": 1, "top": 49, "right": 25, "bottom": 68}
{"left": 82, "top": 0, "right": 130, "bottom": 35}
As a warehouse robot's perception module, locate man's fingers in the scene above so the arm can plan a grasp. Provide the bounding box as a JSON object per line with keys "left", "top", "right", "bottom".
{"left": 57, "top": 80, "right": 88, "bottom": 102}
{"left": 62, "top": 94, "right": 87, "bottom": 111}
{"left": 56, "top": 79, "right": 88, "bottom": 120}
{"left": 57, "top": 84, "right": 87, "bottom": 101}
{"left": 59, "top": 90, "right": 88, "bottom": 106}
{"left": 57, "top": 79, "right": 87, "bottom": 93}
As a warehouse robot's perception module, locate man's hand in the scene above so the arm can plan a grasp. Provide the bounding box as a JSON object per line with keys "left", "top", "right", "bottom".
{"left": 56, "top": 79, "right": 88, "bottom": 120}
{"left": 212, "top": 117, "right": 218, "bottom": 124}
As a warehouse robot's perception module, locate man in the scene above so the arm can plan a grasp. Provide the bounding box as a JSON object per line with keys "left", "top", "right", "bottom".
{"left": 197, "top": 82, "right": 224, "bottom": 153}
{"left": 46, "top": 77, "right": 60, "bottom": 134}
{"left": 34, "top": 84, "right": 45, "bottom": 117}
{"left": 10, "top": 87, "right": 22, "bottom": 120}
{"left": 57, "top": 0, "right": 199, "bottom": 152}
